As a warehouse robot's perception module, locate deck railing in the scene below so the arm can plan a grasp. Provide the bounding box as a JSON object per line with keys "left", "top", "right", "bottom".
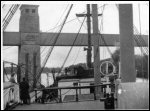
{"left": 3, "top": 83, "right": 20, "bottom": 109}
{"left": 34, "top": 83, "right": 115, "bottom": 103}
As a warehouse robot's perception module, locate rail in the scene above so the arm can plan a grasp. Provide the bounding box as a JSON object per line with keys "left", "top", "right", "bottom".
{"left": 3, "top": 82, "right": 20, "bottom": 110}
{"left": 34, "top": 83, "right": 115, "bottom": 103}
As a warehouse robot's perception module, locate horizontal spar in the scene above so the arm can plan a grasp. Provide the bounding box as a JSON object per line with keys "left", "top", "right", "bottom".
{"left": 40, "top": 33, "right": 148, "bottom": 46}
{"left": 34, "top": 83, "right": 114, "bottom": 91}
{"left": 3, "top": 32, "right": 20, "bottom": 46}
{"left": 3, "top": 32, "right": 148, "bottom": 46}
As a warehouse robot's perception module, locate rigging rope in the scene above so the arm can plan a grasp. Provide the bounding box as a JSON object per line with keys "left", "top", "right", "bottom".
{"left": 40, "top": 4, "right": 70, "bottom": 55}
{"left": 39, "top": 4, "right": 107, "bottom": 57}
{"left": 98, "top": 4, "right": 120, "bottom": 67}
{"left": 133, "top": 26, "right": 148, "bottom": 54}
{"left": 72, "top": 46, "right": 82, "bottom": 65}
{"left": 133, "top": 31, "right": 148, "bottom": 56}
{"left": 36, "top": 4, "right": 73, "bottom": 83}
{"left": 115, "top": 4, "right": 148, "bottom": 80}
{"left": 115, "top": 4, "right": 148, "bottom": 55}
{"left": 46, "top": 5, "right": 106, "bottom": 32}
{"left": 41, "top": 4, "right": 73, "bottom": 70}
{"left": 57, "top": 17, "right": 86, "bottom": 75}
{"left": 69, "top": 17, "right": 87, "bottom": 65}
{"left": 3, "top": 5, "right": 14, "bottom": 22}
{"left": 40, "top": 4, "right": 73, "bottom": 57}
{"left": 3, "top": 4, "right": 20, "bottom": 31}
{"left": 115, "top": 4, "right": 148, "bottom": 57}
{"left": 2, "top": 4, "right": 5, "bottom": 8}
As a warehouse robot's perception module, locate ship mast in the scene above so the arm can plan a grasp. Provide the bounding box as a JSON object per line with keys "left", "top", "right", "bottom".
{"left": 76, "top": 4, "right": 92, "bottom": 69}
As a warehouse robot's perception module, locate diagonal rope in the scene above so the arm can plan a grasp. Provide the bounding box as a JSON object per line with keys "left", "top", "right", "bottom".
{"left": 97, "top": 5, "right": 116, "bottom": 64}
{"left": 115, "top": 4, "right": 148, "bottom": 55}
{"left": 36, "top": 4, "right": 73, "bottom": 83}
{"left": 57, "top": 17, "right": 86, "bottom": 75}
{"left": 3, "top": 4, "right": 20, "bottom": 31}
{"left": 40, "top": 4, "right": 70, "bottom": 56}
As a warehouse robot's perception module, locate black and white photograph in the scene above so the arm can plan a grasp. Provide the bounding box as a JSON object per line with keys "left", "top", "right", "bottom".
{"left": 1, "top": 1, "right": 149, "bottom": 110}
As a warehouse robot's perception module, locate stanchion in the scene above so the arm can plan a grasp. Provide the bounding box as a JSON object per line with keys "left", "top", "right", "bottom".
{"left": 35, "top": 90, "right": 37, "bottom": 103}
{"left": 75, "top": 88, "right": 78, "bottom": 102}
{"left": 59, "top": 89, "right": 62, "bottom": 103}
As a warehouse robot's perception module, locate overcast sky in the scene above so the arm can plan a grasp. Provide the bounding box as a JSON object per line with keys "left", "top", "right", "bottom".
{"left": 2, "top": 2, "right": 149, "bottom": 68}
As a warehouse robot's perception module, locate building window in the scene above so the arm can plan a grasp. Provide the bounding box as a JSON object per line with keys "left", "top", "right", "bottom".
{"left": 25, "top": 9, "right": 29, "bottom": 13}
{"left": 32, "top": 9, "right": 36, "bottom": 13}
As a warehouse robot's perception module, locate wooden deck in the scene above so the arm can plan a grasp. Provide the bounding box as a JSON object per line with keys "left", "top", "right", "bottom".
{"left": 63, "top": 94, "right": 100, "bottom": 102}
{"left": 13, "top": 100, "right": 104, "bottom": 110}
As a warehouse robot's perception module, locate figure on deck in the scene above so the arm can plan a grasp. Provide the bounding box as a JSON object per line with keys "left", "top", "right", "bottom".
{"left": 19, "top": 78, "right": 30, "bottom": 105}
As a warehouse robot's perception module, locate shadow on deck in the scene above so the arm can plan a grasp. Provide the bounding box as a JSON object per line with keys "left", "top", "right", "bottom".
{"left": 13, "top": 93, "right": 104, "bottom": 110}
{"left": 13, "top": 100, "right": 104, "bottom": 110}
{"left": 63, "top": 94, "right": 101, "bottom": 102}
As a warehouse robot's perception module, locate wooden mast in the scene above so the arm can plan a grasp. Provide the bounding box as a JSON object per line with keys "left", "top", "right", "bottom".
{"left": 76, "top": 4, "right": 92, "bottom": 69}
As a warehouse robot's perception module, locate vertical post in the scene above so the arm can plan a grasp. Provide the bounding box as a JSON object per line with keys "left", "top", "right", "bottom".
{"left": 46, "top": 73, "right": 49, "bottom": 86}
{"left": 52, "top": 69, "right": 56, "bottom": 84}
{"left": 18, "top": 46, "right": 21, "bottom": 82}
{"left": 59, "top": 89, "right": 62, "bottom": 103}
{"left": 33, "top": 53, "right": 37, "bottom": 88}
{"left": 35, "top": 90, "right": 37, "bottom": 102}
{"left": 25, "top": 53, "right": 29, "bottom": 82}
{"left": 94, "top": 86, "right": 96, "bottom": 100}
{"left": 17, "top": 64, "right": 21, "bottom": 83}
{"left": 76, "top": 88, "right": 79, "bottom": 102}
{"left": 118, "top": 62, "right": 121, "bottom": 79}
{"left": 79, "top": 83, "right": 81, "bottom": 95}
{"left": 138, "top": 4, "right": 144, "bottom": 82}
{"left": 87, "top": 4, "right": 92, "bottom": 69}
{"left": 11, "top": 63, "right": 14, "bottom": 74}
{"left": 3, "top": 62, "right": 5, "bottom": 82}
{"left": 106, "top": 62, "right": 108, "bottom": 75}
{"left": 92, "top": 4, "right": 101, "bottom": 95}
{"left": 76, "top": 5, "right": 92, "bottom": 69}
{"left": 119, "top": 4, "right": 136, "bottom": 82}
